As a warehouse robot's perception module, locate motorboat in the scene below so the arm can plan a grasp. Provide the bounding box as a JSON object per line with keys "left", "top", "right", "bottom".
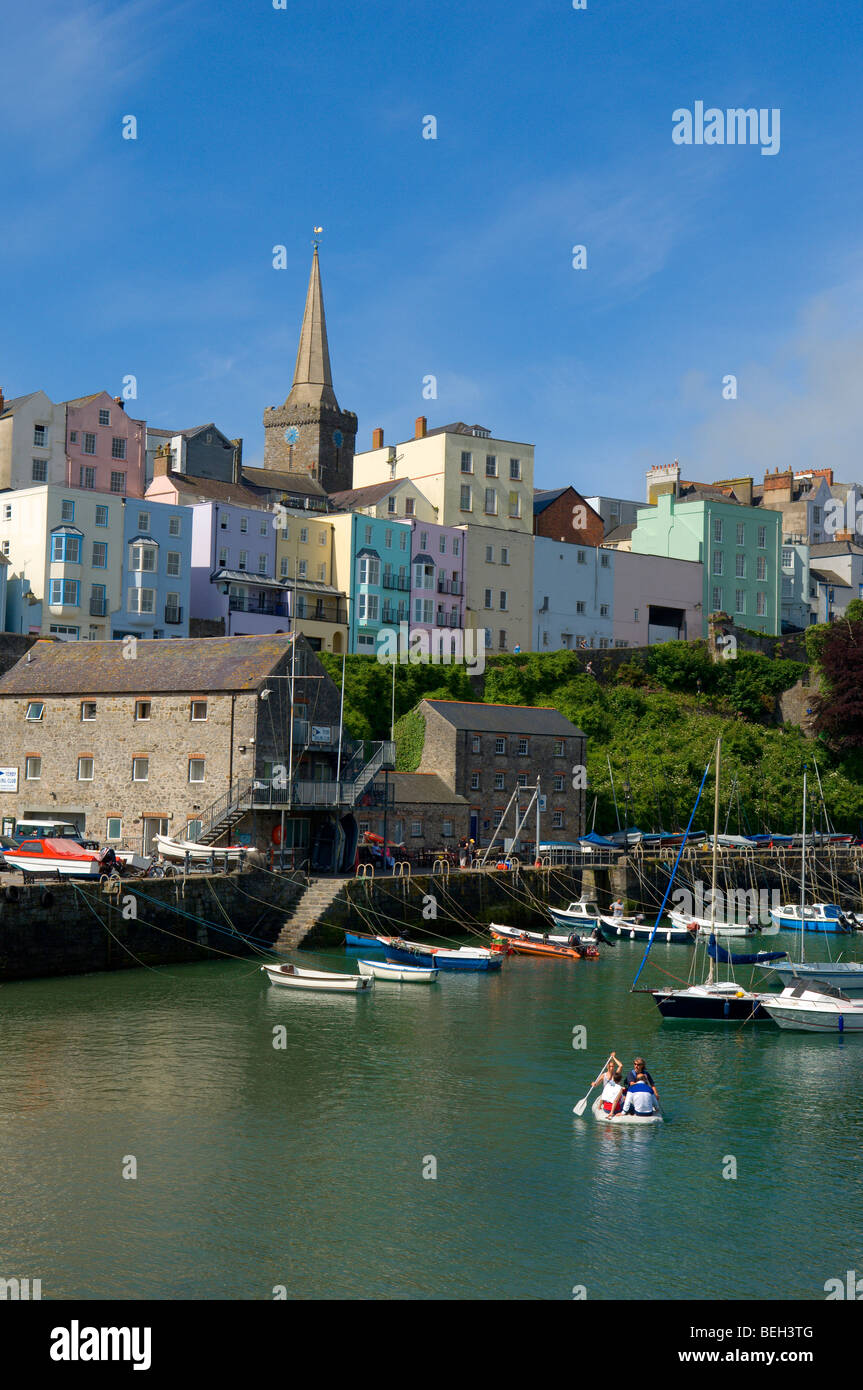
{"left": 769, "top": 903, "right": 854, "bottom": 934}
{"left": 0, "top": 837, "right": 103, "bottom": 878}
{"left": 260, "top": 962, "right": 373, "bottom": 993}
{"left": 600, "top": 913, "right": 696, "bottom": 944}
{"left": 489, "top": 927, "right": 598, "bottom": 960}
{"left": 547, "top": 898, "right": 601, "bottom": 930}
{"left": 357, "top": 958, "right": 438, "bottom": 983}
{"left": 489, "top": 921, "right": 599, "bottom": 948}
{"left": 758, "top": 960, "right": 863, "bottom": 994}
{"left": 155, "top": 833, "right": 247, "bottom": 863}
{"left": 591, "top": 1096, "right": 663, "bottom": 1125}
{"left": 760, "top": 981, "right": 863, "bottom": 1032}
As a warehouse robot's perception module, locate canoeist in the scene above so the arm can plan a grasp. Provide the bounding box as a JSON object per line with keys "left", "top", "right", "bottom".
{"left": 622, "top": 1071, "right": 659, "bottom": 1118}
{"left": 594, "top": 1054, "right": 624, "bottom": 1115}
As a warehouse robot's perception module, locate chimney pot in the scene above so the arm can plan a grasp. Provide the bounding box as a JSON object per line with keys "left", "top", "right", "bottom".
{"left": 113, "top": 396, "right": 125, "bottom": 410}
{"left": 372, "top": 427, "right": 384, "bottom": 450}
{"left": 415, "top": 416, "right": 427, "bottom": 440}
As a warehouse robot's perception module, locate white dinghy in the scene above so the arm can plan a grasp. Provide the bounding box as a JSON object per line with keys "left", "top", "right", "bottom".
{"left": 357, "top": 958, "right": 438, "bottom": 983}
{"left": 261, "top": 963, "right": 373, "bottom": 993}
{"left": 591, "top": 1096, "right": 663, "bottom": 1125}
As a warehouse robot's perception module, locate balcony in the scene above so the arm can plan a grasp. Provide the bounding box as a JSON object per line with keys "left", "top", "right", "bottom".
{"left": 435, "top": 611, "right": 461, "bottom": 628}
{"left": 296, "top": 603, "right": 348, "bottom": 625}
{"left": 229, "top": 594, "right": 290, "bottom": 618}
{"left": 382, "top": 573, "right": 410, "bottom": 591}
{"left": 165, "top": 605, "right": 183, "bottom": 624}
{"left": 89, "top": 597, "right": 107, "bottom": 616}
{"left": 381, "top": 605, "right": 399, "bottom": 625}
{"left": 437, "top": 577, "right": 463, "bottom": 595}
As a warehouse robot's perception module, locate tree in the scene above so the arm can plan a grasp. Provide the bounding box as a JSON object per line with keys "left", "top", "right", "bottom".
{"left": 809, "top": 617, "right": 863, "bottom": 748}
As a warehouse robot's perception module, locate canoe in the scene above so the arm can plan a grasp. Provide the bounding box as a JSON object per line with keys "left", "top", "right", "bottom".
{"left": 591, "top": 1096, "right": 663, "bottom": 1125}
{"left": 357, "top": 958, "right": 438, "bottom": 983}
{"left": 260, "top": 963, "right": 372, "bottom": 993}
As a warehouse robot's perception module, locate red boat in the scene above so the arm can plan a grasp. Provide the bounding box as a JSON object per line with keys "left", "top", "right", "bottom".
{"left": 1, "top": 837, "right": 103, "bottom": 878}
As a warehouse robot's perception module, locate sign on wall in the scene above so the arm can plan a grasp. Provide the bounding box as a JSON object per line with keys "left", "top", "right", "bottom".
{"left": 0, "top": 767, "right": 19, "bottom": 793}
{"left": 310, "top": 726, "right": 331, "bottom": 744}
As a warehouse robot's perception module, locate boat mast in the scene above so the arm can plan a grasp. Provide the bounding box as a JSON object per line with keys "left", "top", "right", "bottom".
{"left": 707, "top": 736, "right": 721, "bottom": 985}
{"left": 800, "top": 767, "right": 807, "bottom": 966}
{"left": 607, "top": 755, "right": 621, "bottom": 832}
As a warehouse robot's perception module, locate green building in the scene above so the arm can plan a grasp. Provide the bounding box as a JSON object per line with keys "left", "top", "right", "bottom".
{"left": 630, "top": 492, "right": 781, "bottom": 635}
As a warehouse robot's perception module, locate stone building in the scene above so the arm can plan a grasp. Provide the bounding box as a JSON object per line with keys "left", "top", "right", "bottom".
{"left": 262, "top": 246, "right": 357, "bottom": 493}
{"left": 0, "top": 633, "right": 394, "bottom": 868}
{"left": 362, "top": 771, "right": 470, "bottom": 850}
{"left": 410, "top": 698, "right": 586, "bottom": 848}
{"left": 533, "top": 486, "right": 604, "bottom": 547}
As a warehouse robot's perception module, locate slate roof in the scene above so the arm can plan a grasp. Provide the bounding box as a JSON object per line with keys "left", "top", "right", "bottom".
{"left": 0, "top": 391, "right": 40, "bottom": 418}
{"left": 328, "top": 480, "right": 402, "bottom": 510}
{"left": 374, "top": 771, "right": 468, "bottom": 805}
{"left": 533, "top": 487, "right": 570, "bottom": 514}
{"left": 602, "top": 523, "right": 635, "bottom": 545}
{"left": 810, "top": 541, "right": 863, "bottom": 557}
{"left": 242, "top": 466, "right": 327, "bottom": 499}
{"left": 421, "top": 699, "right": 584, "bottom": 738}
{"left": 810, "top": 568, "right": 851, "bottom": 589}
{"left": 0, "top": 634, "right": 299, "bottom": 696}
{"left": 157, "top": 475, "right": 272, "bottom": 508}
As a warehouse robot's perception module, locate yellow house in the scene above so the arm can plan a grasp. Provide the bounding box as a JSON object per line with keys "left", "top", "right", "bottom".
{"left": 274, "top": 509, "right": 347, "bottom": 654}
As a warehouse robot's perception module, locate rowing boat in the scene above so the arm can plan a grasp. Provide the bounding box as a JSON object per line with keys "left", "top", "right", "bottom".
{"left": 599, "top": 913, "right": 696, "bottom": 944}
{"left": 591, "top": 1096, "right": 663, "bottom": 1125}
{"left": 383, "top": 939, "right": 504, "bottom": 972}
{"left": 357, "top": 958, "right": 438, "bottom": 983}
{"left": 260, "top": 963, "right": 373, "bottom": 993}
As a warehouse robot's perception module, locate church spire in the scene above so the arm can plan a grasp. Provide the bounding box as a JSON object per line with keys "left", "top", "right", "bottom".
{"left": 287, "top": 246, "right": 338, "bottom": 411}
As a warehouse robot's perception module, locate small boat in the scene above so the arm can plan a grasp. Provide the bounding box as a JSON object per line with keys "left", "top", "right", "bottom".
{"left": 667, "top": 909, "right": 761, "bottom": 939}
{"left": 651, "top": 980, "right": 771, "bottom": 1021}
{"left": 260, "top": 962, "right": 373, "bottom": 993}
{"left": 489, "top": 928, "right": 598, "bottom": 960}
{"left": 155, "top": 833, "right": 247, "bottom": 863}
{"left": 548, "top": 898, "right": 601, "bottom": 930}
{"left": 760, "top": 981, "right": 863, "bottom": 1032}
{"left": 769, "top": 903, "right": 854, "bottom": 934}
{"left": 758, "top": 960, "right": 863, "bottom": 994}
{"left": 344, "top": 931, "right": 395, "bottom": 950}
{"left": 599, "top": 913, "right": 696, "bottom": 944}
{"left": 591, "top": 1096, "right": 663, "bottom": 1125}
{"left": 383, "top": 938, "right": 504, "bottom": 972}
{"left": 0, "top": 837, "right": 103, "bottom": 878}
{"left": 357, "top": 958, "right": 438, "bottom": 983}
{"left": 489, "top": 921, "right": 589, "bottom": 947}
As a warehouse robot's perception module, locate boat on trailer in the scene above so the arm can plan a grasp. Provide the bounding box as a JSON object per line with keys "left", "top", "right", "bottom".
{"left": 260, "top": 962, "right": 373, "bottom": 993}
{"left": 761, "top": 981, "right": 863, "bottom": 1032}
{"left": 357, "top": 958, "right": 438, "bottom": 983}
{"left": 591, "top": 1096, "right": 663, "bottom": 1125}
{"left": 155, "top": 833, "right": 246, "bottom": 864}
{"left": 0, "top": 837, "right": 103, "bottom": 878}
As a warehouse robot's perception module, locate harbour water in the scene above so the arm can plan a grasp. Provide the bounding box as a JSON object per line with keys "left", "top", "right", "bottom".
{"left": 1, "top": 928, "right": 861, "bottom": 1300}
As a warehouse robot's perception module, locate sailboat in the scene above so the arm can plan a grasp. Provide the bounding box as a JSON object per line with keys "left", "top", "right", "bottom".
{"left": 760, "top": 768, "right": 863, "bottom": 994}
{"left": 645, "top": 738, "right": 786, "bottom": 1022}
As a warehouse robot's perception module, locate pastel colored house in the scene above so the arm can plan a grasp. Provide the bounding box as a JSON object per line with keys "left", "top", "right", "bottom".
{"left": 330, "top": 512, "right": 411, "bottom": 653}
{"left": 808, "top": 540, "right": 863, "bottom": 623}
{"left": 63, "top": 392, "right": 147, "bottom": 499}
{"left": 274, "top": 509, "right": 347, "bottom": 653}
{"left": 0, "top": 388, "right": 68, "bottom": 490}
{"left": 114, "top": 499, "right": 192, "bottom": 640}
{"left": 0, "top": 485, "right": 124, "bottom": 640}
{"left": 611, "top": 550, "right": 703, "bottom": 646}
{"left": 533, "top": 538, "right": 614, "bottom": 650}
{"left": 408, "top": 520, "right": 467, "bottom": 637}
{"left": 189, "top": 498, "right": 289, "bottom": 637}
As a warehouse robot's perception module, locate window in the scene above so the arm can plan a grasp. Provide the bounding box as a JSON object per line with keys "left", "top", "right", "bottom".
{"left": 756, "top": 592, "right": 767, "bottom": 616}
{"left": 112, "top": 437, "right": 126, "bottom": 460}
{"left": 735, "top": 589, "right": 745, "bottom": 614}
{"left": 460, "top": 485, "right": 472, "bottom": 511}
{"left": 169, "top": 516, "right": 181, "bottom": 537}
{"left": 81, "top": 701, "right": 97, "bottom": 720}
{"left": 188, "top": 758, "right": 206, "bottom": 783}
{"left": 191, "top": 700, "right": 208, "bottom": 721}
{"left": 510, "top": 458, "right": 523, "bottom": 481}
{"left": 420, "top": 531, "right": 428, "bottom": 550}
{"left": 106, "top": 818, "right": 122, "bottom": 842}
{"left": 554, "top": 739, "right": 565, "bottom": 756}
{"left": 508, "top": 491, "right": 521, "bottom": 518}
{"left": 470, "top": 772, "right": 481, "bottom": 790}
{"left": 95, "top": 505, "right": 109, "bottom": 527}
{"left": 220, "top": 514, "right": 229, "bottom": 530}
{"left": 500, "top": 547, "right": 509, "bottom": 565}
{"left": 736, "top": 522, "right": 745, "bottom": 546}
{"left": 1, "top": 504, "right": 10, "bottom": 521}
{"left": 484, "top": 628, "right": 492, "bottom": 648}
{"left": 601, "top": 553, "right": 610, "bottom": 568}
{"left": 485, "top": 545, "right": 494, "bottom": 563}
{"left": 127, "top": 588, "right": 155, "bottom": 614}
{"left": 712, "top": 586, "right": 723, "bottom": 611}
{"left": 471, "top": 735, "right": 481, "bottom": 753}
{"left": 713, "top": 518, "right": 723, "bottom": 542}
{"left": 48, "top": 624, "right": 79, "bottom": 638}
{"left": 135, "top": 700, "right": 151, "bottom": 721}
{"left": 61, "top": 499, "right": 75, "bottom": 522}
{"left": 600, "top": 604, "right": 609, "bottom": 617}
{"left": 576, "top": 601, "right": 586, "bottom": 614}
{"left": 240, "top": 517, "right": 248, "bottom": 534}
{"left": 577, "top": 550, "right": 586, "bottom": 565}
{"left": 363, "top": 525, "right": 372, "bottom": 545}
{"left": 482, "top": 487, "right": 498, "bottom": 516}
{"left": 554, "top": 774, "right": 565, "bottom": 792}
{"left": 494, "top": 738, "right": 506, "bottom": 754}
{"left": 410, "top": 821, "right": 422, "bottom": 838}
{"left": 782, "top": 547, "right": 793, "bottom": 569}
{"left": 32, "top": 459, "right": 47, "bottom": 482}
{"left": 166, "top": 551, "right": 181, "bottom": 577}
{"left": 33, "top": 424, "right": 47, "bottom": 447}
{"left": 110, "top": 471, "right": 125, "bottom": 494}
{"left": 387, "top": 495, "right": 397, "bottom": 515}
{"left": 494, "top": 773, "right": 505, "bottom": 790}
{"left": 757, "top": 525, "right": 766, "bottom": 548}
{"left": 25, "top": 755, "right": 41, "bottom": 780}
{"left": 1, "top": 541, "right": 7, "bottom": 557}
{"left": 756, "top": 556, "right": 767, "bottom": 580}
{"left": 552, "top": 810, "right": 564, "bottom": 829}
{"left": 735, "top": 554, "right": 745, "bottom": 578}
{"left": 165, "top": 592, "right": 181, "bottom": 623}
{"left": 453, "top": 536, "right": 460, "bottom": 556}
{"left": 137, "top": 511, "right": 150, "bottom": 532}
{"left": 358, "top": 556, "right": 380, "bottom": 585}
{"left": 442, "top": 820, "right": 454, "bottom": 838}
{"left": 132, "top": 756, "right": 149, "bottom": 781}
{"left": 92, "top": 541, "right": 107, "bottom": 568}
{"left": 358, "top": 593, "right": 379, "bottom": 623}
{"left": 83, "top": 432, "right": 96, "bottom": 455}
{"left": 712, "top": 549, "right": 725, "bottom": 576}
{"left": 500, "top": 591, "right": 508, "bottom": 610}
{"left": 499, "top": 629, "right": 508, "bottom": 649}
{"left": 51, "top": 534, "right": 81, "bottom": 563}
{"left": 439, "top": 534, "right": 447, "bottom": 553}
{"left": 77, "top": 756, "right": 94, "bottom": 781}
{"left": 812, "top": 506, "right": 822, "bottom": 524}
{"left": 79, "top": 466, "right": 95, "bottom": 489}
{"left": 49, "top": 579, "right": 80, "bottom": 606}
{"left": 404, "top": 497, "right": 415, "bottom": 516}
{"left": 25, "top": 702, "right": 45, "bottom": 721}
{"left": 258, "top": 554, "right": 268, "bottom": 575}
{"left": 129, "top": 543, "right": 157, "bottom": 572}
{"left": 318, "top": 563, "right": 326, "bottom": 581}
{"left": 517, "top": 773, "right": 528, "bottom": 787}
{"left": 517, "top": 738, "right": 528, "bottom": 755}
{"left": 485, "top": 455, "right": 497, "bottom": 477}
{"left": 399, "top": 530, "right": 407, "bottom": 551}
{"left": 238, "top": 550, "right": 248, "bottom": 571}
{"left": 633, "top": 608, "right": 639, "bottom": 621}
{"left": 260, "top": 519, "right": 269, "bottom": 537}
{"left": 318, "top": 530, "right": 327, "bottom": 546}
{"left": 99, "top": 408, "right": 111, "bottom": 426}
{"left": 69, "top": 431, "right": 77, "bottom": 443}
{"left": 220, "top": 547, "right": 230, "bottom": 567}
{"left": 484, "top": 588, "right": 493, "bottom": 608}
{"left": 460, "top": 451, "right": 473, "bottom": 473}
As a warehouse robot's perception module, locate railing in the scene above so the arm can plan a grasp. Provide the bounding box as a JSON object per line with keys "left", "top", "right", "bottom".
{"left": 437, "top": 578, "right": 463, "bottom": 595}
{"left": 165, "top": 605, "right": 183, "bottom": 624}
{"left": 435, "top": 612, "right": 460, "bottom": 627}
{"left": 382, "top": 574, "right": 410, "bottom": 591}
{"left": 381, "top": 606, "right": 399, "bottom": 625}
{"left": 229, "top": 595, "right": 290, "bottom": 617}
{"left": 296, "top": 603, "right": 348, "bottom": 625}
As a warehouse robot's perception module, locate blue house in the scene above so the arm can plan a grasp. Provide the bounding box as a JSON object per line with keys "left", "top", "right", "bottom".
{"left": 331, "top": 512, "right": 411, "bottom": 653}
{"left": 114, "top": 498, "right": 192, "bottom": 639}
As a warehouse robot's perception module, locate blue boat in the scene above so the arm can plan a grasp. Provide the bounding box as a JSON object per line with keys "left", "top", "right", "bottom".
{"left": 344, "top": 931, "right": 389, "bottom": 950}
{"left": 383, "top": 941, "right": 504, "bottom": 972}
{"left": 769, "top": 903, "right": 854, "bottom": 934}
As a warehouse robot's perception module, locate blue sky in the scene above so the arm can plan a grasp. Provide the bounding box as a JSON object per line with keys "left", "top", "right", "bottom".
{"left": 2, "top": 0, "right": 862, "bottom": 497}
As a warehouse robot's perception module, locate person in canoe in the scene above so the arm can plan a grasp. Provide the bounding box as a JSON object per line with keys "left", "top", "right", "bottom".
{"left": 625, "top": 1056, "right": 660, "bottom": 1106}
{"left": 595, "top": 1055, "right": 625, "bottom": 1115}
{"left": 622, "top": 1071, "right": 659, "bottom": 1118}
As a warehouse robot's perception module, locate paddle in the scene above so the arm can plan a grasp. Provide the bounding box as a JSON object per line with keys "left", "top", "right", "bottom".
{"left": 573, "top": 1051, "right": 614, "bottom": 1116}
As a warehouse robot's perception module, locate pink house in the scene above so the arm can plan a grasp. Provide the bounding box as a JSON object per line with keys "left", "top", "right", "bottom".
{"left": 64, "top": 391, "right": 147, "bottom": 499}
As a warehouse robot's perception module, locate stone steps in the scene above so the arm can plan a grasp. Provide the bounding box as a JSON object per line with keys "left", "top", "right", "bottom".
{"left": 274, "top": 876, "right": 352, "bottom": 951}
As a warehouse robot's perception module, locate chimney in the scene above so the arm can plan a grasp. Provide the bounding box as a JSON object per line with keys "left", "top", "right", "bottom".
{"left": 153, "top": 445, "right": 172, "bottom": 478}
{"left": 231, "top": 437, "right": 243, "bottom": 484}
{"left": 113, "top": 396, "right": 125, "bottom": 411}
{"left": 415, "top": 416, "right": 427, "bottom": 440}
{"left": 0, "top": 388, "right": 5, "bottom": 414}
{"left": 372, "top": 427, "right": 384, "bottom": 450}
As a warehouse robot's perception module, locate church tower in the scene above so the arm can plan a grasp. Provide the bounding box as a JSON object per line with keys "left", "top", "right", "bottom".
{"left": 262, "top": 244, "right": 357, "bottom": 493}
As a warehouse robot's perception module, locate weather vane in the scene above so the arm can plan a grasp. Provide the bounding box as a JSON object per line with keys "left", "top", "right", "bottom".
{"left": 313, "top": 225, "right": 323, "bottom": 248}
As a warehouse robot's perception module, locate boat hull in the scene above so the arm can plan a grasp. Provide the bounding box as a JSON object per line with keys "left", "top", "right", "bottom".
{"left": 489, "top": 931, "right": 596, "bottom": 960}
{"left": 591, "top": 1097, "right": 663, "bottom": 1125}
{"left": 548, "top": 906, "right": 600, "bottom": 930}
{"left": 761, "top": 962, "right": 863, "bottom": 994}
{"left": 344, "top": 931, "right": 392, "bottom": 950}
{"left": 261, "top": 964, "right": 372, "bottom": 993}
{"left": 762, "top": 1002, "right": 863, "bottom": 1032}
{"left": 357, "top": 959, "right": 438, "bottom": 983}
{"left": 769, "top": 907, "right": 852, "bottom": 934}
{"left": 383, "top": 944, "right": 503, "bottom": 972}
{"left": 651, "top": 987, "right": 770, "bottom": 1021}
{"left": 599, "top": 915, "right": 695, "bottom": 944}
{"left": 1, "top": 853, "right": 101, "bottom": 878}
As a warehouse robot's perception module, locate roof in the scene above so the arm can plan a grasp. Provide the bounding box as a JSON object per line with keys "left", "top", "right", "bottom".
{"left": 241, "top": 466, "right": 327, "bottom": 499}
{"left": 533, "top": 488, "right": 570, "bottom": 514}
{"left": 421, "top": 698, "right": 584, "bottom": 738}
{"left": 603, "top": 523, "right": 635, "bottom": 544}
{"left": 328, "top": 480, "right": 402, "bottom": 510}
{"left": 0, "top": 634, "right": 300, "bottom": 696}
{"left": 810, "top": 541, "right": 863, "bottom": 557}
{"left": 156, "top": 476, "right": 273, "bottom": 509}
{"left": 211, "top": 569, "right": 290, "bottom": 591}
{"left": 62, "top": 392, "right": 103, "bottom": 408}
{"left": 0, "top": 391, "right": 40, "bottom": 418}
{"left": 810, "top": 568, "right": 852, "bottom": 589}
{"left": 374, "top": 771, "right": 468, "bottom": 805}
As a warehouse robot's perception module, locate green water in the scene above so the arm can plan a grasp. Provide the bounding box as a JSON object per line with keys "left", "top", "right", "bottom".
{"left": 0, "top": 929, "right": 861, "bottom": 1300}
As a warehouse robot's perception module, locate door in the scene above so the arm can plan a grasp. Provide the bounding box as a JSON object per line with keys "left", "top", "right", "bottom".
{"left": 142, "top": 816, "right": 169, "bottom": 853}
{"left": 470, "top": 811, "right": 478, "bottom": 840}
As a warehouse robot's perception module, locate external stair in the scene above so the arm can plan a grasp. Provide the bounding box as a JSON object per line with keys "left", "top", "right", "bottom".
{"left": 274, "top": 876, "right": 353, "bottom": 952}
